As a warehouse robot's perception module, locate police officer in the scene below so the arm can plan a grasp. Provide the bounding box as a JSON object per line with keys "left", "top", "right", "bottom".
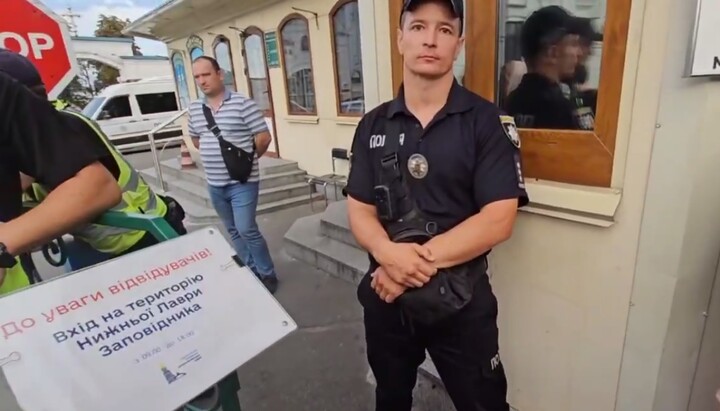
{"left": 0, "top": 50, "right": 187, "bottom": 271}
{"left": 345, "top": 1, "right": 528, "bottom": 410}
{"left": 504, "top": 6, "right": 589, "bottom": 130}
{"left": 0, "top": 68, "right": 121, "bottom": 294}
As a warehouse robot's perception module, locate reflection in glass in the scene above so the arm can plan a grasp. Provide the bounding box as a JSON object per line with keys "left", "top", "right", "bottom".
{"left": 244, "top": 34, "right": 271, "bottom": 113}
{"left": 333, "top": 1, "right": 365, "bottom": 115}
{"left": 172, "top": 53, "right": 191, "bottom": 109}
{"left": 453, "top": 0, "right": 466, "bottom": 85}
{"left": 281, "top": 19, "right": 317, "bottom": 114}
{"left": 498, "top": 0, "right": 605, "bottom": 131}
{"left": 213, "top": 38, "right": 236, "bottom": 92}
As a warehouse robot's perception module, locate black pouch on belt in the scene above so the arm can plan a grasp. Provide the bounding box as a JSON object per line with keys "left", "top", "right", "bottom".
{"left": 377, "top": 118, "right": 482, "bottom": 326}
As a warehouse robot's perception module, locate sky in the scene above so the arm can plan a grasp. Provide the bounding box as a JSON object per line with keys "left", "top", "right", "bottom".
{"left": 45, "top": 0, "right": 169, "bottom": 56}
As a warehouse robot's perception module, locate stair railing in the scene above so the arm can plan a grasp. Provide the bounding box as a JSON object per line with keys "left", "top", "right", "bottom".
{"left": 148, "top": 108, "right": 189, "bottom": 193}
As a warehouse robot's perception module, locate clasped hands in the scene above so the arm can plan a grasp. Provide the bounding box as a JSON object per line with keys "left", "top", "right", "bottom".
{"left": 371, "top": 241, "right": 437, "bottom": 304}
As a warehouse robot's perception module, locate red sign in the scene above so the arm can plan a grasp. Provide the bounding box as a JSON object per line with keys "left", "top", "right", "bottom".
{"left": 0, "top": 0, "right": 78, "bottom": 99}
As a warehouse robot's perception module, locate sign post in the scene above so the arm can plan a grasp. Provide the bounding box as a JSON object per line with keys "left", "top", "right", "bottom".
{"left": 0, "top": 0, "right": 78, "bottom": 99}
{"left": 686, "top": 0, "right": 720, "bottom": 76}
{"left": 0, "top": 228, "right": 297, "bottom": 411}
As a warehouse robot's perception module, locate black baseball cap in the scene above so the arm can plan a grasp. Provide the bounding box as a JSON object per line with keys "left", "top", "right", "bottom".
{"left": 520, "top": 5, "right": 584, "bottom": 61}
{"left": 568, "top": 17, "right": 603, "bottom": 43}
{"left": 401, "top": 0, "right": 465, "bottom": 33}
{"left": 0, "top": 48, "right": 43, "bottom": 88}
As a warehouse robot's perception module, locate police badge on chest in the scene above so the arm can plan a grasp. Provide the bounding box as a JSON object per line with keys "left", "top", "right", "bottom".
{"left": 407, "top": 153, "right": 429, "bottom": 179}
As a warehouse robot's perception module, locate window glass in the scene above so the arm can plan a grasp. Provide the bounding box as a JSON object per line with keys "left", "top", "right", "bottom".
{"left": 281, "top": 18, "right": 317, "bottom": 114}
{"left": 136, "top": 92, "right": 179, "bottom": 115}
{"left": 244, "top": 33, "right": 271, "bottom": 112}
{"left": 213, "top": 39, "right": 236, "bottom": 92}
{"left": 497, "top": 0, "right": 606, "bottom": 131}
{"left": 172, "top": 53, "right": 191, "bottom": 109}
{"left": 190, "top": 47, "right": 203, "bottom": 61}
{"left": 453, "top": 0, "right": 467, "bottom": 85}
{"left": 333, "top": 1, "right": 364, "bottom": 115}
{"left": 101, "top": 96, "right": 132, "bottom": 119}
{"left": 82, "top": 97, "right": 106, "bottom": 118}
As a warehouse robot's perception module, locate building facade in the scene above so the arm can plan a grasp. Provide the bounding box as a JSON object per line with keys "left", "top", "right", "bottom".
{"left": 126, "top": 0, "right": 720, "bottom": 410}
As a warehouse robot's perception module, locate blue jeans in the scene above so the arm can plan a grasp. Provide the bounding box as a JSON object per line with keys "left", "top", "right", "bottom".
{"left": 208, "top": 182, "right": 276, "bottom": 278}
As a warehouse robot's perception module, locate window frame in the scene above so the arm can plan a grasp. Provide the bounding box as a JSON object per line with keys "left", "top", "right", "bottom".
{"left": 388, "top": 0, "right": 632, "bottom": 188}
{"left": 241, "top": 26, "right": 273, "bottom": 116}
{"left": 278, "top": 13, "right": 318, "bottom": 116}
{"left": 330, "top": 0, "right": 364, "bottom": 118}
{"left": 170, "top": 51, "right": 191, "bottom": 109}
{"left": 212, "top": 35, "right": 238, "bottom": 91}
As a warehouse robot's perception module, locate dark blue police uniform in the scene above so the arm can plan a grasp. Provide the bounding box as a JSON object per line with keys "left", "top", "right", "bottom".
{"left": 346, "top": 80, "right": 529, "bottom": 411}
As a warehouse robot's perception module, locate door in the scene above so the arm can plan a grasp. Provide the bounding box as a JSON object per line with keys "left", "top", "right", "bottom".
{"left": 242, "top": 27, "right": 280, "bottom": 158}
{"left": 689, "top": 259, "right": 720, "bottom": 411}
{"left": 95, "top": 94, "right": 146, "bottom": 146}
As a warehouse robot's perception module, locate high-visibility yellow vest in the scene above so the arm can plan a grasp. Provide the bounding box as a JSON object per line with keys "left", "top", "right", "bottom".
{"left": 0, "top": 259, "right": 30, "bottom": 296}
{"left": 28, "top": 110, "right": 167, "bottom": 255}
{"left": 53, "top": 99, "right": 69, "bottom": 110}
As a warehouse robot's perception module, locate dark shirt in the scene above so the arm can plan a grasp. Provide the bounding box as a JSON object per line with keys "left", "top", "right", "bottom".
{"left": 346, "top": 80, "right": 529, "bottom": 267}
{"left": 0, "top": 71, "right": 114, "bottom": 222}
{"left": 504, "top": 72, "right": 582, "bottom": 129}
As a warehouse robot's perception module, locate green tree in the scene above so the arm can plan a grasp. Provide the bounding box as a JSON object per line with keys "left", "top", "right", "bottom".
{"left": 57, "top": 61, "right": 94, "bottom": 108}
{"left": 92, "top": 14, "right": 143, "bottom": 88}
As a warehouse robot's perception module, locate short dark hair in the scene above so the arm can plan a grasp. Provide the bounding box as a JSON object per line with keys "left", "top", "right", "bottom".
{"left": 192, "top": 55, "right": 221, "bottom": 72}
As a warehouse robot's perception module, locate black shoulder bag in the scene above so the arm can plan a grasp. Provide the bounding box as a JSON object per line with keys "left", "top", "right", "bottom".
{"left": 377, "top": 119, "right": 487, "bottom": 326}
{"left": 202, "top": 105, "right": 256, "bottom": 184}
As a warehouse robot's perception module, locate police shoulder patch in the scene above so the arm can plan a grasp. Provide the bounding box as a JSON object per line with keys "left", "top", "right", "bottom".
{"left": 500, "top": 115, "right": 521, "bottom": 149}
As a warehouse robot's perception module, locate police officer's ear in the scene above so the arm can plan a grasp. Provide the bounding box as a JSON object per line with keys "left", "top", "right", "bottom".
{"left": 396, "top": 24, "right": 406, "bottom": 57}
{"left": 454, "top": 35, "right": 465, "bottom": 60}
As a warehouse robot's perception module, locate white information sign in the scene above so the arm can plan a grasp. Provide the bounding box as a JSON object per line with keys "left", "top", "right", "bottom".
{"left": 0, "top": 228, "right": 297, "bottom": 411}
{"left": 687, "top": 0, "right": 720, "bottom": 76}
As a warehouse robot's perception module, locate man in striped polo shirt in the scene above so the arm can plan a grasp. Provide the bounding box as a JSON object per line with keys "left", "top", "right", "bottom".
{"left": 189, "top": 56, "right": 278, "bottom": 294}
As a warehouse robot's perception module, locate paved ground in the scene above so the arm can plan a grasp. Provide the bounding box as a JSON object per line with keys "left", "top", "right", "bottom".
{"left": 0, "top": 149, "right": 376, "bottom": 411}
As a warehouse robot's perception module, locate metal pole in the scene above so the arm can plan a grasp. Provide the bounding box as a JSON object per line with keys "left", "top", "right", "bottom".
{"left": 148, "top": 130, "right": 166, "bottom": 193}
{"left": 147, "top": 108, "right": 189, "bottom": 194}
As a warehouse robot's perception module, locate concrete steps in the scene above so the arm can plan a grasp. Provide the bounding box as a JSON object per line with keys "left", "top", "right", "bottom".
{"left": 139, "top": 157, "right": 323, "bottom": 226}
{"left": 283, "top": 200, "right": 455, "bottom": 408}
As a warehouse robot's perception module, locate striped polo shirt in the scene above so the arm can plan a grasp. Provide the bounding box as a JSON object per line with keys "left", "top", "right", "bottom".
{"left": 187, "top": 89, "right": 267, "bottom": 186}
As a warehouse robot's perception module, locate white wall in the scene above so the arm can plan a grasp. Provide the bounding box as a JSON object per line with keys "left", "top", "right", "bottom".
{"left": 118, "top": 58, "right": 172, "bottom": 82}
{"left": 616, "top": 0, "right": 720, "bottom": 408}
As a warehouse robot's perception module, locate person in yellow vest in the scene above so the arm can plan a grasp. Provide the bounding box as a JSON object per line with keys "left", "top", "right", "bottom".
{"left": 19, "top": 113, "right": 189, "bottom": 271}
{"left": 3, "top": 52, "right": 187, "bottom": 272}
{"left": 53, "top": 99, "right": 69, "bottom": 110}
{"left": 0, "top": 258, "right": 29, "bottom": 295}
{"left": 0, "top": 50, "right": 123, "bottom": 296}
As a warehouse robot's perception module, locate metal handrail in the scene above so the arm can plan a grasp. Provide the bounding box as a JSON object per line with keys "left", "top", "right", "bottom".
{"left": 148, "top": 108, "right": 189, "bottom": 193}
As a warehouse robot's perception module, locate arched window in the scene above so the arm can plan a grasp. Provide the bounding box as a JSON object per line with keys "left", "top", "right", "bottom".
{"left": 279, "top": 15, "right": 317, "bottom": 115}
{"left": 213, "top": 36, "right": 236, "bottom": 91}
{"left": 331, "top": 0, "right": 364, "bottom": 115}
{"left": 171, "top": 52, "right": 191, "bottom": 109}
{"left": 189, "top": 47, "right": 203, "bottom": 61}
{"left": 188, "top": 47, "right": 204, "bottom": 97}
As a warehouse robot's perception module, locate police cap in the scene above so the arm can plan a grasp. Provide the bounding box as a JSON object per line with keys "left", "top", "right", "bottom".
{"left": 401, "top": 0, "right": 465, "bottom": 33}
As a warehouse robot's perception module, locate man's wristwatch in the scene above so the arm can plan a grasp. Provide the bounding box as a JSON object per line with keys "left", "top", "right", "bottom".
{"left": 0, "top": 242, "right": 17, "bottom": 268}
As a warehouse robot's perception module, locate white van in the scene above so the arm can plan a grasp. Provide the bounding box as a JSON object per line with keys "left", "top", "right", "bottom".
{"left": 81, "top": 76, "right": 184, "bottom": 152}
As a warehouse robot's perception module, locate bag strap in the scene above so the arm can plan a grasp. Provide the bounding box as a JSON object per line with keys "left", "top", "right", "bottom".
{"left": 377, "top": 111, "right": 403, "bottom": 185}
{"left": 202, "top": 104, "right": 223, "bottom": 140}
{"left": 202, "top": 104, "right": 256, "bottom": 153}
